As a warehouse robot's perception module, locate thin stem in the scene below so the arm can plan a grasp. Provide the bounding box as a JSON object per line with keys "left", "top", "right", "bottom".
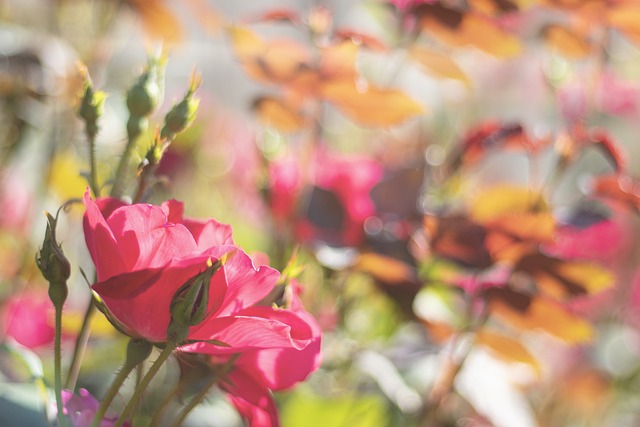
{"left": 148, "top": 381, "right": 183, "bottom": 427}
{"left": 54, "top": 306, "right": 68, "bottom": 427}
{"left": 113, "top": 344, "right": 176, "bottom": 427}
{"left": 90, "top": 363, "right": 136, "bottom": 427}
{"left": 111, "top": 131, "right": 139, "bottom": 198}
{"left": 65, "top": 299, "right": 97, "bottom": 390}
{"left": 168, "top": 375, "right": 219, "bottom": 427}
{"left": 87, "top": 129, "right": 101, "bottom": 198}
{"left": 421, "top": 304, "right": 489, "bottom": 426}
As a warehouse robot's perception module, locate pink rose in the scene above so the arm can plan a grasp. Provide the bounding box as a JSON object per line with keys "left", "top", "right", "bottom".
{"left": 82, "top": 191, "right": 280, "bottom": 343}
{"left": 1, "top": 291, "right": 55, "bottom": 349}
{"left": 195, "top": 286, "right": 322, "bottom": 427}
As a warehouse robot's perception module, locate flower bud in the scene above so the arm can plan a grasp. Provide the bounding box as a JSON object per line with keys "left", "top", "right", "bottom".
{"left": 170, "top": 258, "right": 222, "bottom": 330}
{"left": 160, "top": 75, "right": 201, "bottom": 140}
{"left": 79, "top": 84, "right": 106, "bottom": 125}
{"left": 126, "top": 59, "right": 164, "bottom": 118}
{"left": 123, "top": 338, "right": 153, "bottom": 370}
{"left": 36, "top": 212, "right": 70, "bottom": 308}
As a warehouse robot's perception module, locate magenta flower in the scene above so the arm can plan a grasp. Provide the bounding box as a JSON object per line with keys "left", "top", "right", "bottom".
{"left": 185, "top": 286, "right": 322, "bottom": 427}
{"left": 268, "top": 151, "right": 382, "bottom": 247}
{"left": 54, "top": 389, "right": 130, "bottom": 427}
{"left": 83, "top": 191, "right": 280, "bottom": 343}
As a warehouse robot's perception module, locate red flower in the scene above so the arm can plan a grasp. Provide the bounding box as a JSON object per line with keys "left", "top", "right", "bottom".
{"left": 82, "top": 191, "right": 279, "bottom": 343}
{"left": 268, "top": 151, "right": 382, "bottom": 247}
{"left": 184, "top": 285, "right": 322, "bottom": 427}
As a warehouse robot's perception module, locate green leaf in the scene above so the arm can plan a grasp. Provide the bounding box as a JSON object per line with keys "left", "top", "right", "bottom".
{"left": 282, "top": 391, "right": 390, "bottom": 427}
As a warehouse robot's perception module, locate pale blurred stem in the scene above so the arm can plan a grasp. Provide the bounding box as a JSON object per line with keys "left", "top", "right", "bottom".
{"left": 421, "top": 306, "right": 489, "bottom": 426}
{"left": 65, "top": 296, "right": 97, "bottom": 390}
{"left": 168, "top": 375, "right": 219, "bottom": 427}
{"left": 86, "top": 127, "right": 101, "bottom": 198}
{"left": 91, "top": 362, "right": 136, "bottom": 427}
{"left": 54, "top": 304, "right": 69, "bottom": 427}
{"left": 148, "top": 380, "right": 184, "bottom": 427}
{"left": 112, "top": 129, "right": 141, "bottom": 198}
{"left": 114, "top": 344, "right": 176, "bottom": 427}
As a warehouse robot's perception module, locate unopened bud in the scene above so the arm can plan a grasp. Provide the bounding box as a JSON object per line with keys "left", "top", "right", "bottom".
{"left": 36, "top": 212, "right": 70, "bottom": 308}
{"left": 123, "top": 338, "right": 153, "bottom": 370}
{"left": 170, "top": 258, "right": 222, "bottom": 329}
{"left": 160, "top": 75, "right": 201, "bottom": 140}
{"left": 126, "top": 58, "right": 164, "bottom": 118}
{"left": 79, "top": 83, "right": 106, "bottom": 120}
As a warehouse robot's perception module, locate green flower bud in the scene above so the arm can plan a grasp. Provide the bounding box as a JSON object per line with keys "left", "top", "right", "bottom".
{"left": 79, "top": 84, "right": 106, "bottom": 124}
{"left": 126, "top": 58, "right": 165, "bottom": 118}
{"left": 170, "top": 258, "right": 222, "bottom": 329}
{"left": 123, "top": 338, "right": 153, "bottom": 370}
{"left": 160, "top": 75, "right": 201, "bottom": 140}
{"left": 36, "top": 212, "right": 70, "bottom": 308}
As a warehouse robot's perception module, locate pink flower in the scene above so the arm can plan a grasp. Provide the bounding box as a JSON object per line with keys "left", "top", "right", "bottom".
{"left": 1, "top": 291, "right": 55, "bottom": 349}
{"left": 268, "top": 151, "right": 382, "bottom": 247}
{"left": 82, "top": 191, "right": 280, "bottom": 343}
{"left": 55, "top": 388, "right": 130, "bottom": 427}
{"left": 194, "top": 286, "right": 322, "bottom": 427}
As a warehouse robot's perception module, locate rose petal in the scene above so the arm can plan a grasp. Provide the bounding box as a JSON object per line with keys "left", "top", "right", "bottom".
{"left": 94, "top": 255, "right": 227, "bottom": 342}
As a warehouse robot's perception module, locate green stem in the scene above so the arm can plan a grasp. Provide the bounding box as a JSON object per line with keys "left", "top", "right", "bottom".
{"left": 87, "top": 128, "right": 101, "bottom": 198}
{"left": 65, "top": 299, "right": 96, "bottom": 391}
{"left": 113, "top": 344, "right": 176, "bottom": 427}
{"left": 90, "top": 363, "right": 136, "bottom": 427}
{"left": 168, "top": 375, "right": 219, "bottom": 427}
{"left": 54, "top": 305, "right": 68, "bottom": 427}
{"left": 111, "top": 130, "right": 140, "bottom": 198}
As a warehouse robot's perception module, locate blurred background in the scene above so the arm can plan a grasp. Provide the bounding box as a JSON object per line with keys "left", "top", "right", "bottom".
{"left": 1, "top": 0, "right": 640, "bottom": 426}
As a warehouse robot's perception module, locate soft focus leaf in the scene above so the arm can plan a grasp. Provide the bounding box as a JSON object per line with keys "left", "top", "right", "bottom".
{"left": 485, "top": 289, "right": 593, "bottom": 342}
{"left": 515, "top": 254, "right": 614, "bottom": 299}
{"left": 357, "top": 252, "right": 417, "bottom": 284}
{"left": 453, "top": 121, "right": 538, "bottom": 167}
{"left": 282, "top": 391, "right": 389, "bottom": 427}
{"left": 322, "top": 81, "right": 424, "bottom": 126}
{"left": 475, "top": 329, "right": 541, "bottom": 375}
{"left": 409, "top": 47, "right": 470, "bottom": 84}
{"left": 589, "top": 174, "right": 640, "bottom": 213}
{"left": 469, "top": 0, "right": 519, "bottom": 16}
{"left": 253, "top": 96, "right": 305, "bottom": 132}
{"left": 471, "top": 185, "right": 548, "bottom": 223}
{"left": 128, "top": 0, "right": 182, "bottom": 43}
{"left": 245, "top": 8, "right": 300, "bottom": 24}
{"left": 424, "top": 215, "right": 493, "bottom": 269}
{"left": 319, "top": 41, "right": 360, "bottom": 81}
{"left": 417, "top": 7, "right": 521, "bottom": 57}
{"left": 543, "top": 24, "right": 592, "bottom": 58}
{"left": 607, "top": 4, "right": 640, "bottom": 46}
{"left": 228, "top": 26, "right": 311, "bottom": 85}
{"left": 458, "top": 14, "right": 522, "bottom": 57}
{"left": 185, "top": 0, "right": 224, "bottom": 33}
{"left": 334, "top": 29, "right": 387, "bottom": 51}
